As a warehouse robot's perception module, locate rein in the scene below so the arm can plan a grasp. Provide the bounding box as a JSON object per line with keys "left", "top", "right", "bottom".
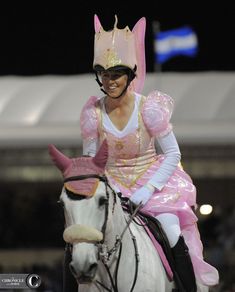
{"left": 64, "top": 174, "right": 140, "bottom": 292}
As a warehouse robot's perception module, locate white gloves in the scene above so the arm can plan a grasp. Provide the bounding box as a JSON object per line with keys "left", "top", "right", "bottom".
{"left": 130, "top": 184, "right": 155, "bottom": 206}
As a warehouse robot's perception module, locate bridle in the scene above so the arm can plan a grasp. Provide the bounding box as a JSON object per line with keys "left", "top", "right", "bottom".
{"left": 63, "top": 174, "right": 140, "bottom": 292}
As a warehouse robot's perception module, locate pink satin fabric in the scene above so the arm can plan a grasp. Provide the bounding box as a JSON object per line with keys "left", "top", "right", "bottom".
{"left": 80, "top": 91, "right": 219, "bottom": 286}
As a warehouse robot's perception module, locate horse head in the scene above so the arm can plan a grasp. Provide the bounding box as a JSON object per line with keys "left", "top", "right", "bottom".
{"left": 48, "top": 140, "right": 118, "bottom": 284}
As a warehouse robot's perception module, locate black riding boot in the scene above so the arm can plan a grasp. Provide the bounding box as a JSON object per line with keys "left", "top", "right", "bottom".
{"left": 172, "top": 236, "right": 197, "bottom": 292}
{"left": 63, "top": 244, "right": 78, "bottom": 292}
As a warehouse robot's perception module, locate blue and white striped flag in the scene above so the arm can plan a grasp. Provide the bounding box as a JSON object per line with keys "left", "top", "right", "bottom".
{"left": 155, "top": 26, "right": 198, "bottom": 64}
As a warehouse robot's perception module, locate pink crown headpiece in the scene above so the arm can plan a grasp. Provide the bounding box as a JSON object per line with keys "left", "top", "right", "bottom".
{"left": 93, "top": 15, "right": 146, "bottom": 93}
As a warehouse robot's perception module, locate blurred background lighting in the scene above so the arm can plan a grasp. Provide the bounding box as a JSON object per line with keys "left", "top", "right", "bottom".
{"left": 199, "top": 204, "right": 213, "bottom": 215}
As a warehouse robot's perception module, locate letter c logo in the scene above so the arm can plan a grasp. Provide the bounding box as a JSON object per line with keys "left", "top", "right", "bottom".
{"left": 26, "top": 274, "right": 41, "bottom": 288}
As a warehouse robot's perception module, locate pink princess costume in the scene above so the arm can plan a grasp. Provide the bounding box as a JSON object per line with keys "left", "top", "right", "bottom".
{"left": 80, "top": 90, "right": 219, "bottom": 287}
{"left": 80, "top": 14, "right": 219, "bottom": 288}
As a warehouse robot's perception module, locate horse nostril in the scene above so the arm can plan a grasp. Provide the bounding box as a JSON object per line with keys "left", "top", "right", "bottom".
{"left": 69, "top": 262, "right": 78, "bottom": 278}
{"left": 89, "top": 263, "right": 98, "bottom": 277}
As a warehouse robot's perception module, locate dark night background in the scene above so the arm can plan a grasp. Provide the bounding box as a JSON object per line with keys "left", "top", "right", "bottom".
{"left": 0, "top": 3, "right": 234, "bottom": 75}
{"left": 0, "top": 4, "right": 235, "bottom": 290}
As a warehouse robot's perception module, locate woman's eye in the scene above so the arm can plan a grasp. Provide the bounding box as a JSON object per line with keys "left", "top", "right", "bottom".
{"left": 100, "top": 72, "right": 124, "bottom": 80}
{"left": 113, "top": 74, "right": 120, "bottom": 79}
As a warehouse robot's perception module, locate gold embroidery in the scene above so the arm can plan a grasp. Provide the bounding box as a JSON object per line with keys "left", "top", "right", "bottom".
{"left": 102, "top": 48, "right": 122, "bottom": 69}
{"left": 64, "top": 180, "right": 99, "bottom": 197}
{"left": 115, "top": 141, "right": 124, "bottom": 151}
{"left": 97, "top": 95, "right": 158, "bottom": 189}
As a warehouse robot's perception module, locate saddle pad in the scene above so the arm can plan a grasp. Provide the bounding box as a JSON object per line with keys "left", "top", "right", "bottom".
{"left": 139, "top": 217, "right": 174, "bottom": 281}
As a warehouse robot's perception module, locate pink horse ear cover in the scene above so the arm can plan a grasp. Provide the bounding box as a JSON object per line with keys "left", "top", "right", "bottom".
{"left": 48, "top": 140, "right": 109, "bottom": 196}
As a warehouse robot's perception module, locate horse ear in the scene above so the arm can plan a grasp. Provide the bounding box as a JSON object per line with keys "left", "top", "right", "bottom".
{"left": 94, "top": 14, "right": 102, "bottom": 33}
{"left": 48, "top": 144, "right": 71, "bottom": 172}
{"left": 92, "top": 140, "right": 108, "bottom": 169}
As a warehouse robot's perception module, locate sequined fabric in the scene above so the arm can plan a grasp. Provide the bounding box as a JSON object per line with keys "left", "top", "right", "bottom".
{"left": 80, "top": 91, "right": 219, "bottom": 285}
{"left": 141, "top": 90, "right": 174, "bottom": 137}
{"left": 63, "top": 157, "right": 101, "bottom": 197}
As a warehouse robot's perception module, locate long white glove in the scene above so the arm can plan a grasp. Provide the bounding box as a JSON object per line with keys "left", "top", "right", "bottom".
{"left": 130, "top": 184, "right": 155, "bottom": 206}
{"left": 148, "top": 131, "right": 181, "bottom": 190}
{"left": 130, "top": 131, "right": 181, "bottom": 206}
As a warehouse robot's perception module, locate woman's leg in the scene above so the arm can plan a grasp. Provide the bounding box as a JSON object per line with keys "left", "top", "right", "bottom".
{"left": 156, "top": 213, "right": 196, "bottom": 292}
{"left": 156, "top": 213, "right": 181, "bottom": 248}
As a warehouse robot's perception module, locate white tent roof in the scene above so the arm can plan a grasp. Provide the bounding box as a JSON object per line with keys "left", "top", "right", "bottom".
{"left": 0, "top": 72, "right": 234, "bottom": 147}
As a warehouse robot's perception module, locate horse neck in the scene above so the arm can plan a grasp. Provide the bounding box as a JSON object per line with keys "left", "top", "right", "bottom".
{"left": 105, "top": 195, "right": 133, "bottom": 248}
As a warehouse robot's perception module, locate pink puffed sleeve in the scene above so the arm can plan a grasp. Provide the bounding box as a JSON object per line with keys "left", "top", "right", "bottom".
{"left": 80, "top": 96, "right": 100, "bottom": 141}
{"left": 141, "top": 90, "right": 174, "bottom": 137}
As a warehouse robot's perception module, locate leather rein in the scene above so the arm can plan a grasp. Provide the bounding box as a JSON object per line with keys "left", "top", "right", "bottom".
{"left": 63, "top": 174, "right": 140, "bottom": 292}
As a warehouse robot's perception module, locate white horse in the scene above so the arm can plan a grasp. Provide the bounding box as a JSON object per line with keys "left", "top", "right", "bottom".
{"left": 49, "top": 141, "right": 208, "bottom": 292}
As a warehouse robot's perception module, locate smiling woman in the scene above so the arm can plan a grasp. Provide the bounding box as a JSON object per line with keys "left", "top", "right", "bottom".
{"left": 79, "top": 14, "right": 219, "bottom": 292}
{"left": 96, "top": 67, "right": 131, "bottom": 99}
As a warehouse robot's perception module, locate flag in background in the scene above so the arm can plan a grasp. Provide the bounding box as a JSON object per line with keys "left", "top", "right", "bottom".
{"left": 154, "top": 26, "right": 198, "bottom": 64}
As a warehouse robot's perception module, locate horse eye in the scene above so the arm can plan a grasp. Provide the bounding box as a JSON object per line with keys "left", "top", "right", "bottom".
{"left": 98, "top": 197, "right": 108, "bottom": 207}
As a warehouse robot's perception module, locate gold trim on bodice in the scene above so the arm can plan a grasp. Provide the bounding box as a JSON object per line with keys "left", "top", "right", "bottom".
{"left": 95, "top": 95, "right": 158, "bottom": 188}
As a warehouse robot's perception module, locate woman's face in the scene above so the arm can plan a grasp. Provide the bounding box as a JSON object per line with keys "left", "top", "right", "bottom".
{"left": 99, "top": 70, "right": 128, "bottom": 98}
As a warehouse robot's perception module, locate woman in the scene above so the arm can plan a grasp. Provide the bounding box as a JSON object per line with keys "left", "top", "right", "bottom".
{"left": 80, "top": 15, "right": 219, "bottom": 292}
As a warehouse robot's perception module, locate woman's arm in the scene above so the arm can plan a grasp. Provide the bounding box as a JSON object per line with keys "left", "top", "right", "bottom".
{"left": 83, "top": 138, "right": 98, "bottom": 157}
{"left": 130, "top": 131, "right": 181, "bottom": 205}
{"left": 148, "top": 130, "right": 181, "bottom": 190}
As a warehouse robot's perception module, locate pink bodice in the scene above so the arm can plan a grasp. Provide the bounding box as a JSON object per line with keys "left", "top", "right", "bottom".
{"left": 99, "top": 108, "right": 158, "bottom": 189}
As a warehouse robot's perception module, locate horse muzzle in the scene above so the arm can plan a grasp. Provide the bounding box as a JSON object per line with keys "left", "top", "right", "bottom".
{"left": 70, "top": 261, "right": 98, "bottom": 283}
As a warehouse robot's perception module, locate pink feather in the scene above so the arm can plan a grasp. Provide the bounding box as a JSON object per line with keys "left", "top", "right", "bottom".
{"left": 94, "top": 14, "right": 102, "bottom": 33}
{"left": 132, "top": 17, "right": 146, "bottom": 93}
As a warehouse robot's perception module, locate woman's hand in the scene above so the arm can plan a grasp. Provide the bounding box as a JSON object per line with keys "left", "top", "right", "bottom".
{"left": 130, "top": 184, "right": 155, "bottom": 206}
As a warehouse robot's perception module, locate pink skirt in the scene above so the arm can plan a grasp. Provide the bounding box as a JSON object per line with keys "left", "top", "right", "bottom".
{"left": 107, "top": 155, "right": 219, "bottom": 286}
